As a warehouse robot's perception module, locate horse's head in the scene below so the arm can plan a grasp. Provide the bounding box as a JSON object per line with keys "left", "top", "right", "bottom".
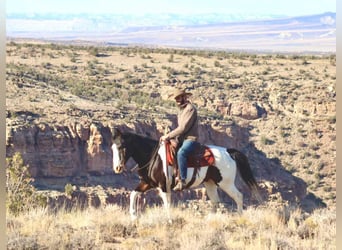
{"left": 111, "top": 128, "right": 127, "bottom": 174}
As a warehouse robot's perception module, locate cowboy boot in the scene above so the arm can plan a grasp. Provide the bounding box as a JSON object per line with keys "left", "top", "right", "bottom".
{"left": 173, "top": 179, "right": 186, "bottom": 191}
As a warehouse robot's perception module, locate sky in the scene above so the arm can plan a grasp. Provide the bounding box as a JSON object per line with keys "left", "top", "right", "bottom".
{"left": 7, "top": 0, "right": 336, "bottom": 16}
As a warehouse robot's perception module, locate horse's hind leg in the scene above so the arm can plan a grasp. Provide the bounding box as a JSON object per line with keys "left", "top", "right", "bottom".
{"left": 219, "top": 182, "right": 243, "bottom": 214}
{"left": 203, "top": 180, "right": 220, "bottom": 213}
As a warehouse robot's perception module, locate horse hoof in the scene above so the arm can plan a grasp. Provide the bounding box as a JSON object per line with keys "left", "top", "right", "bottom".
{"left": 130, "top": 214, "right": 138, "bottom": 221}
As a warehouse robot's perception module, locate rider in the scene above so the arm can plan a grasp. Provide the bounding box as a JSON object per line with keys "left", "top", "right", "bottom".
{"left": 160, "top": 88, "right": 199, "bottom": 191}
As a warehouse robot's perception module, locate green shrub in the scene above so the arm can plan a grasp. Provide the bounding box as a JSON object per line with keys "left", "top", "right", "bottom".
{"left": 261, "top": 135, "right": 273, "bottom": 145}
{"left": 64, "top": 183, "right": 74, "bottom": 197}
{"left": 214, "top": 61, "right": 221, "bottom": 67}
{"left": 6, "top": 152, "right": 47, "bottom": 216}
{"left": 168, "top": 54, "right": 174, "bottom": 62}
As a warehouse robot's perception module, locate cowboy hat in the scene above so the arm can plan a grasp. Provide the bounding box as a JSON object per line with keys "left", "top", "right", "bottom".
{"left": 168, "top": 88, "right": 192, "bottom": 99}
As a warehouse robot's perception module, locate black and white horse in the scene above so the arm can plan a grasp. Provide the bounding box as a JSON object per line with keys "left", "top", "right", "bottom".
{"left": 111, "top": 128, "right": 260, "bottom": 220}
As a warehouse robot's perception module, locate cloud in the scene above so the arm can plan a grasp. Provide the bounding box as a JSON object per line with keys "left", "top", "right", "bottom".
{"left": 320, "top": 16, "right": 335, "bottom": 25}
{"left": 279, "top": 32, "right": 291, "bottom": 39}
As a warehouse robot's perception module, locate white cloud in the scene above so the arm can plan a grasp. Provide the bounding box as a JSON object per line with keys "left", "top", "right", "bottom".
{"left": 279, "top": 32, "right": 291, "bottom": 39}
{"left": 320, "top": 16, "right": 335, "bottom": 25}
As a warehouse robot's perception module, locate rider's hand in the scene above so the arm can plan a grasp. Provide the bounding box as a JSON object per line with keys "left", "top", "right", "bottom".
{"left": 160, "top": 135, "right": 169, "bottom": 141}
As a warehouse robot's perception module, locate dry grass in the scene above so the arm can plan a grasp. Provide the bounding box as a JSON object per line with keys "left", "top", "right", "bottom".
{"left": 7, "top": 203, "right": 335, "bottom": 250}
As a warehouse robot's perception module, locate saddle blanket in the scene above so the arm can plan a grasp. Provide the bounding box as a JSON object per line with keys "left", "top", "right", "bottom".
{"left": 165, "top": 141, "right": 215, "bottom": 168}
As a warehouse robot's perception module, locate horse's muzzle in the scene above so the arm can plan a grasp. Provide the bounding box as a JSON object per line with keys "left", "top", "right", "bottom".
{"left": 113, "top": 164, "right": 125, "bottom": 174}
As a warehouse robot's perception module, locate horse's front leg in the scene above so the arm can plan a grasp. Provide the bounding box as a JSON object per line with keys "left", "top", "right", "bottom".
{"left": 157, "top": 180, "right": 172, "bottom": 222}
{"left": 130, "top": 181, "right": 152, "bottom": 220}
{"left": 158, "top": 189, "right": 171, "bottom": 209}
{"left": 129, "top": 190, "right": 141, "bottom": 221}
{"left": 158, "top": 190, "right": 172, "bottom": 223}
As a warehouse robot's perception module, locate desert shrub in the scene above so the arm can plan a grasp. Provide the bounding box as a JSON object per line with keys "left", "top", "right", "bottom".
{"left": 261, "top": 135, "right": 273, "bottom": 145}
{"left": 214, "top": 60, "right": 222, "bottom": 68}
{"left": 64, "top": 183, "right": 74, "bottom": 197}
{"left": 6, "top": 152, "right": 47, "bottom": 216}
{"left": 328, "top": 115, "right": 336, "bottom": 124}
{"left": 88, "top": 47, "right": 99, "bottom": 57}
{"left": 168, "top": 54, "right": 174, "bottom": 62}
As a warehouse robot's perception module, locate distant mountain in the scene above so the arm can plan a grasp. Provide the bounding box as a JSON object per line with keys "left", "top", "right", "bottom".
{"left": 6, "top": 12, "right": 286, "bottom": 28}
{"left": 6, "top": 12, "right": 335, "bottom": 53}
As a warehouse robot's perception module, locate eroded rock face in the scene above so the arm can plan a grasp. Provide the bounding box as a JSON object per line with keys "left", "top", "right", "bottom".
{"left": 7, "top": 123, "right": 83, "bottom": 177}
{"left": 214, "top": 101, "right": 267, "bottom": 120}
{"left": 86, "top": 123, "right": 112, "bottom": 174}
{"left": 6, "top": 122, "right": 112, "bottom": 177}
{"left": 6, "top": 119, "right": 308, "bottom": 205}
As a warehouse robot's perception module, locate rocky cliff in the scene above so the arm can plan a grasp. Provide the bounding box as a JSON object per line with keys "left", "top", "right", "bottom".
{"left": 6, "top": 115, "right": 309, "bottom": 208}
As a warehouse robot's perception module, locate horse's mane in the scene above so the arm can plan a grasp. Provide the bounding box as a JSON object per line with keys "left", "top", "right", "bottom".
{"left": 130, "top": 132, "right": 160, "bottom": 163}
{"left": 123, "top": 131, "right": 158, "bottom": 144}
{"left": 122, "top": 131, "right": 160, "bottom": 175}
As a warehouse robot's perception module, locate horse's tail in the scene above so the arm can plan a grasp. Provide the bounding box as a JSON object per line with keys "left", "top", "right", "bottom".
{"left": 227, "top": 148, "right": 262, "bottom": 203}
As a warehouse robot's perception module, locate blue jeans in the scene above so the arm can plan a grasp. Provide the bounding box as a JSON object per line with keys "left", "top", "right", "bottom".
{"left": 177, "top": 140, "right": 197, "bottom": 180}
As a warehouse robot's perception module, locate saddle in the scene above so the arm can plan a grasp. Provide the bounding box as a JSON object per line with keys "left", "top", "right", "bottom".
{"left": 165, "top": 141, "right": 215, "bottom": 168}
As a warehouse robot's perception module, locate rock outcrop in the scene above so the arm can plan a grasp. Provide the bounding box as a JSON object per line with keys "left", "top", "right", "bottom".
{"left": 6, "top": 118, "right": 308, "bottom": 206}
{"left": 6, "top": 121, "right": 112, "bottom": 177}
{"left": 214, "top": 100, "right": 267, "bottom": 120}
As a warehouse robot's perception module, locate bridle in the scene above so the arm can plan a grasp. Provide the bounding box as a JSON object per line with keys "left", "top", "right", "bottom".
{"left": 112, "top": 131, "right": 162, "bottom": 184}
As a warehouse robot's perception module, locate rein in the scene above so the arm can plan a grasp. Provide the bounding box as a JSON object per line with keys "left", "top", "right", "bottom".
{"left": 130, "top": 163, "right": 148, "bottom": 173}
{"left": 130, "top": 164, "right": 140, "bottom": 172}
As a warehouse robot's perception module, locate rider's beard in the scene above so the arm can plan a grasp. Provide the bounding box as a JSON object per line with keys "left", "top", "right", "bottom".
{"left": 176, "top": 97, "right": 187, "bottom": 108}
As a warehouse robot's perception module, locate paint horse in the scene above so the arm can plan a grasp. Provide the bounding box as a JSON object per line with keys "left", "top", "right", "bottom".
{"left": 111, "top": 128, "right": 260, "bottom": 220}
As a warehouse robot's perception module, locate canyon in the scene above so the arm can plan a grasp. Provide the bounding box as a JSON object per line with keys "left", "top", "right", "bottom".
{"left": 6, "top": 41, "right": 335, "bottom": 212}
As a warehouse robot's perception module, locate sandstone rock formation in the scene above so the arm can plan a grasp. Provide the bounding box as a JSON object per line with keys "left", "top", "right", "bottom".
{"left": 6, "top": 118, "right": 308, "bottom": 206}
{"left": 214, "top": 100, "right": 267, "bottom": 120}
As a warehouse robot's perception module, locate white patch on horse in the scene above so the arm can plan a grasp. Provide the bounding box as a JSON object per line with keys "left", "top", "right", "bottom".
{"left": 158, "top": 141, "right": 169, "bottom": 180}
{"left": 185, "top": 167, "right": 209, "bottom": 187}
{"left": 209, "top": 145, "right": 236, "bottom": 169}
{"left": 111, "top": 143, "right": 120, "bottom": 169}
{"left": 129, "top": 190, "right": 140, "bottom": 221}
